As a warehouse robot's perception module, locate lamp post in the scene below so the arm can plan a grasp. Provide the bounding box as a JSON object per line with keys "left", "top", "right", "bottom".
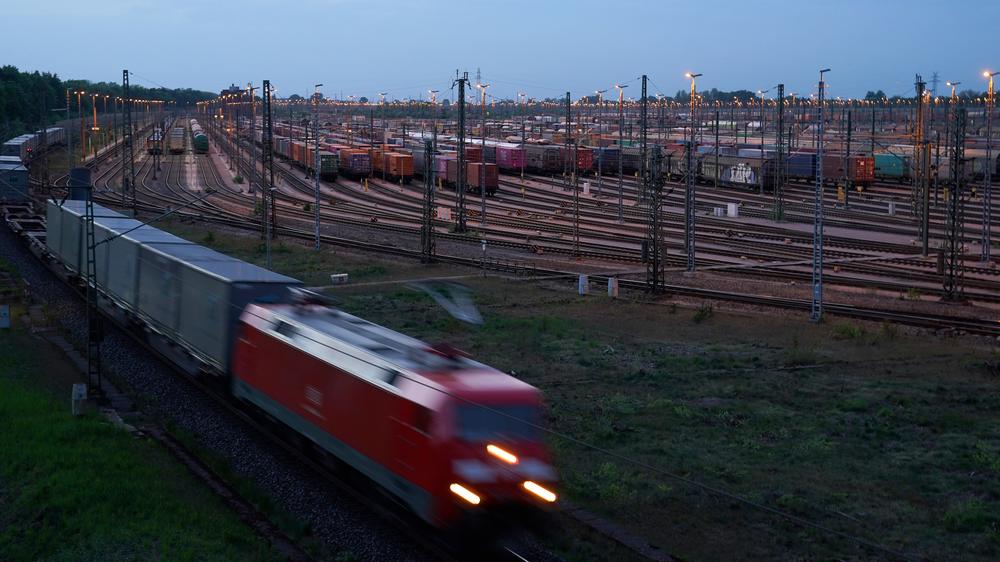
{"left": 76, "top": 90, "right": 85, "bottom": 162}
{"left": 982, "top": 71, "right": 997, "bottom": 262}
{"left": 685, "top": 72, "right": 702, "bottom": 272}
{"left": 596, "top": 89, "right": 607, "bottom": 197}
{"left": 615, "top": 83, "right": 628, "bottom": 223}
{"left": 757, "top": 88, "right": 771, "bottom": 194}
{"left": 475, "top": 82, "right": 490, "bottom": 226}
{"left": 519, "top": 92, "right": 526, "bottom": 183}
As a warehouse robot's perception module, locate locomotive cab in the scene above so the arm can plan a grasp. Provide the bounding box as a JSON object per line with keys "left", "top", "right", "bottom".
{"left": 431, "top": 376, "right": 558, "bottom": 535}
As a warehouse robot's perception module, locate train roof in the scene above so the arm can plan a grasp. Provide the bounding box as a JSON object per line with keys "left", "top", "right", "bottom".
{"left": 248, "top": 303, "right": 536, "bottom": 395}
{"left": 142, "top": 242, "right": 300, "bottom": 284}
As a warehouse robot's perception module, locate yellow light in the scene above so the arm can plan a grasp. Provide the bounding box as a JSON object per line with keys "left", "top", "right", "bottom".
{"left": 449, "top": 483, "right": 481, "bottom": 505}
{"left": 985, "top": 71, "right": 992, "bottom": 78}
{"left": 523, "top": 481, "right": 557, "bottom": 503}
{"left": 486, "top": 444, "right": 518, "bottom": 464}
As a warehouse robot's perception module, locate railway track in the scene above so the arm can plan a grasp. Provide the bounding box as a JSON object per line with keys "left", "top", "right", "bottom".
{"left": 57, "top": 118, "right": 1000, "bottom": 334}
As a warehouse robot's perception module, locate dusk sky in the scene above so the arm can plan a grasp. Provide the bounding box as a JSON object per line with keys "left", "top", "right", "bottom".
{"left": 7, "top": 0, "right": 997, "bottom": 101}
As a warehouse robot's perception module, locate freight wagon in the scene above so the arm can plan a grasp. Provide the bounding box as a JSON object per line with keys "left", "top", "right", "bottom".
{"left": 559, "top": 146, "right": 593, "bottom": 174}
{"left": 147, "top": 130, "right": 163, "bottom": 155}
{"left": 524, "top": 145, "right": 561, "bottom": 173}
{"left": 784, "top": 153, "right": 875, "bottom": 188}
{"left": 336, "top": 147, "right": 372, "bottom": 178}
{"left": 283, "top": 140, "right": 340, "bottom": 181}
{"left": 874, "top": 153, "right": 910, "bottom": 182}
{"left": 168, "top": 127, "right": 185, "bottom": 154}
{"left": 701, "top": 155, "right": 775, "bottom": 189}
{"left": 496, "top": 145, "right": 525, "bottom": 172}
{"left": 190, "top": 120, "right": 209, "bottom": 154}
{"left": 47, "top": 200, "right": 300, "bottom": 374}
{"left": 0, "top": 161, "right": 29, "bottom": 201}
{"left": 467, "top": 162, "right": 498, "bottom": 195}
{"left": 1, "top": 127, "right": 65, "bottom": 164}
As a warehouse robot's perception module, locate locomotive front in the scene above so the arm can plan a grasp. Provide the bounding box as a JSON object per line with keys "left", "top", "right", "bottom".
{"left": 431, "top": 373, "right": 559, "bottom": 537}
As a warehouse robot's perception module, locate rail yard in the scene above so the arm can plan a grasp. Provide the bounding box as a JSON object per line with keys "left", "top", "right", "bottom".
{"left": 4, "top": 6, "right": 1000, "bottom": 558}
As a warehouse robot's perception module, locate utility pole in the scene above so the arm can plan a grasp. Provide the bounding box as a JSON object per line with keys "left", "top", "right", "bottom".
{"left": 567, "top": 92, "right": 579, "bottom": 258}
{"left": 715, "top": 109, "right": 720, "bottom": 189}
{"left": 758, "top": 89, "right": 767, "bottom": 194}
{"left": 944, "top": 108, "right": 967, "bottom": 300}
{"left": 810, "top": 68, "right": 831, "bottom": 322}
{"left": 262, "top": 80, "right": 277, "bottom": 269}
{"left": 914, "top": 75, "right": 931, "bottom": 256}
{"left": 844, "top": 109, "right": 852, "bottom": 209}
{"left": 479, "top": 82, "right": 489, "bottom": 226}
{"left": 645, "top": 148, "right": 665, "bottom": 292}
{"left": 313, "top": 83, "right": 323, "bottom": 251}
{"left": 454, "top": 71, "right": 469, "bottom": 232}
{"left": 640, "top": 75, "right": 648, "bottom": 202}
{"left": 685, "top": 73, "right": 702, "bottom": 272}
{"left": 774, "top": 84, "right": 785, "bottom": 220}
{"left": 519, "top": 92, "right": 527, "bottom": 182}
{"left": 379, "top": 92, "right": 388, "bottom": 181}
{"left": 84, "top": 179, "right": 102, "bottom": 400}
{"left": 247, "top": 83, "right": 258, "bottom": 198}
{"left": 421, "top": 140, "right": 436, "bottom": 262}
{"left": 121, "top": 70, "right": 136, "bottom": 212}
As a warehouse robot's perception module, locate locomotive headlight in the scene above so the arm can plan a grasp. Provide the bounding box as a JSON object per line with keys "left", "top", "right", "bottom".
{"left": 522, "top": 481, "right": 557, "bottom": 503}
{"left": 486, "top": 444, "right": 518, "bottom": 464}
{"left": 449, "top": 483, "right": 482, "bottom": 505}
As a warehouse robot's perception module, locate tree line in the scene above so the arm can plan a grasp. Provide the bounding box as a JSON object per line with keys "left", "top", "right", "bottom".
{"left": 0, "top": 65, "right": 215, "bottom": 142}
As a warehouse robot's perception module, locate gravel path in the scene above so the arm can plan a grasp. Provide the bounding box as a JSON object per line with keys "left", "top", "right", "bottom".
{"left": 0, "top": 224, "right": 430, "bottom": 561}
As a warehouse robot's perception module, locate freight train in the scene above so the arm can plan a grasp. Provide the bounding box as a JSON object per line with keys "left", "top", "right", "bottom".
{"left": 190, "top": 120, "right": 209, "bottom": 154}
{"left": 146, "top": 129, "right": 163, "bottom": 155}
{"left": 261, "top": 133, "right": 340, "bottom": 181}
{"left": 168, "top": 126, "right": 185, "bottom": 154}
{"left": 44, "top": 199, "right": 557, "bottom": 537}
{"left": 1, "top": 127, "right": 66, "bottom": 166}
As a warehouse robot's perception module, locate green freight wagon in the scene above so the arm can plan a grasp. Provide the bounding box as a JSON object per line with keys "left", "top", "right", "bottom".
{"left": 318, "top": 151, "right": 338, "bottom": 180}
{"left": 873, "top": 153, "right": 910, "bottom": 182}
{"left": 190, "top": 119, "right": 209, "bottom": 154}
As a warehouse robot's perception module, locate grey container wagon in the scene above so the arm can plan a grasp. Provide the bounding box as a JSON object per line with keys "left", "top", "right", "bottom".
{"left": 135, "top": 243, "right": 301, "bottom": 373}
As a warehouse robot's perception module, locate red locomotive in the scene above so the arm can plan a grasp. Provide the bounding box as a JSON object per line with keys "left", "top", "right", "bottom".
{"left": 232, "top": 301, "right": 558, "bottom": 532}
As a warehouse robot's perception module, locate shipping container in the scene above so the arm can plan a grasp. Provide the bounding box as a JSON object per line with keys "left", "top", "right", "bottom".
{"left": 0, "top": 162, "right": 29, "bottom": 201}
{"left": 47, "top": 200, "right": 126, "bottom": 275}
{"left": 496, "top": 145, "right": 525, "bottom": 171}
{"left": 467, "top": 162, "right": 498, "bottom": 195}
{"left": 136, "top": 243, "right": 300, "bottom": 372}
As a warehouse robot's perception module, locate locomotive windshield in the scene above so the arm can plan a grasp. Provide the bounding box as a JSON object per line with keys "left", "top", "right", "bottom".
{"left": 456, "top": 404, "right": 540, "bottom": 441}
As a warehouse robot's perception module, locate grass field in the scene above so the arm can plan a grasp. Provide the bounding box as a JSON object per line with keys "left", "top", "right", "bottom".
{"left": 0, "top": 333, "right": 279, "bottom": 561}
{"left": 157, "top": 223, "right": 1000, "bottom": 561}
